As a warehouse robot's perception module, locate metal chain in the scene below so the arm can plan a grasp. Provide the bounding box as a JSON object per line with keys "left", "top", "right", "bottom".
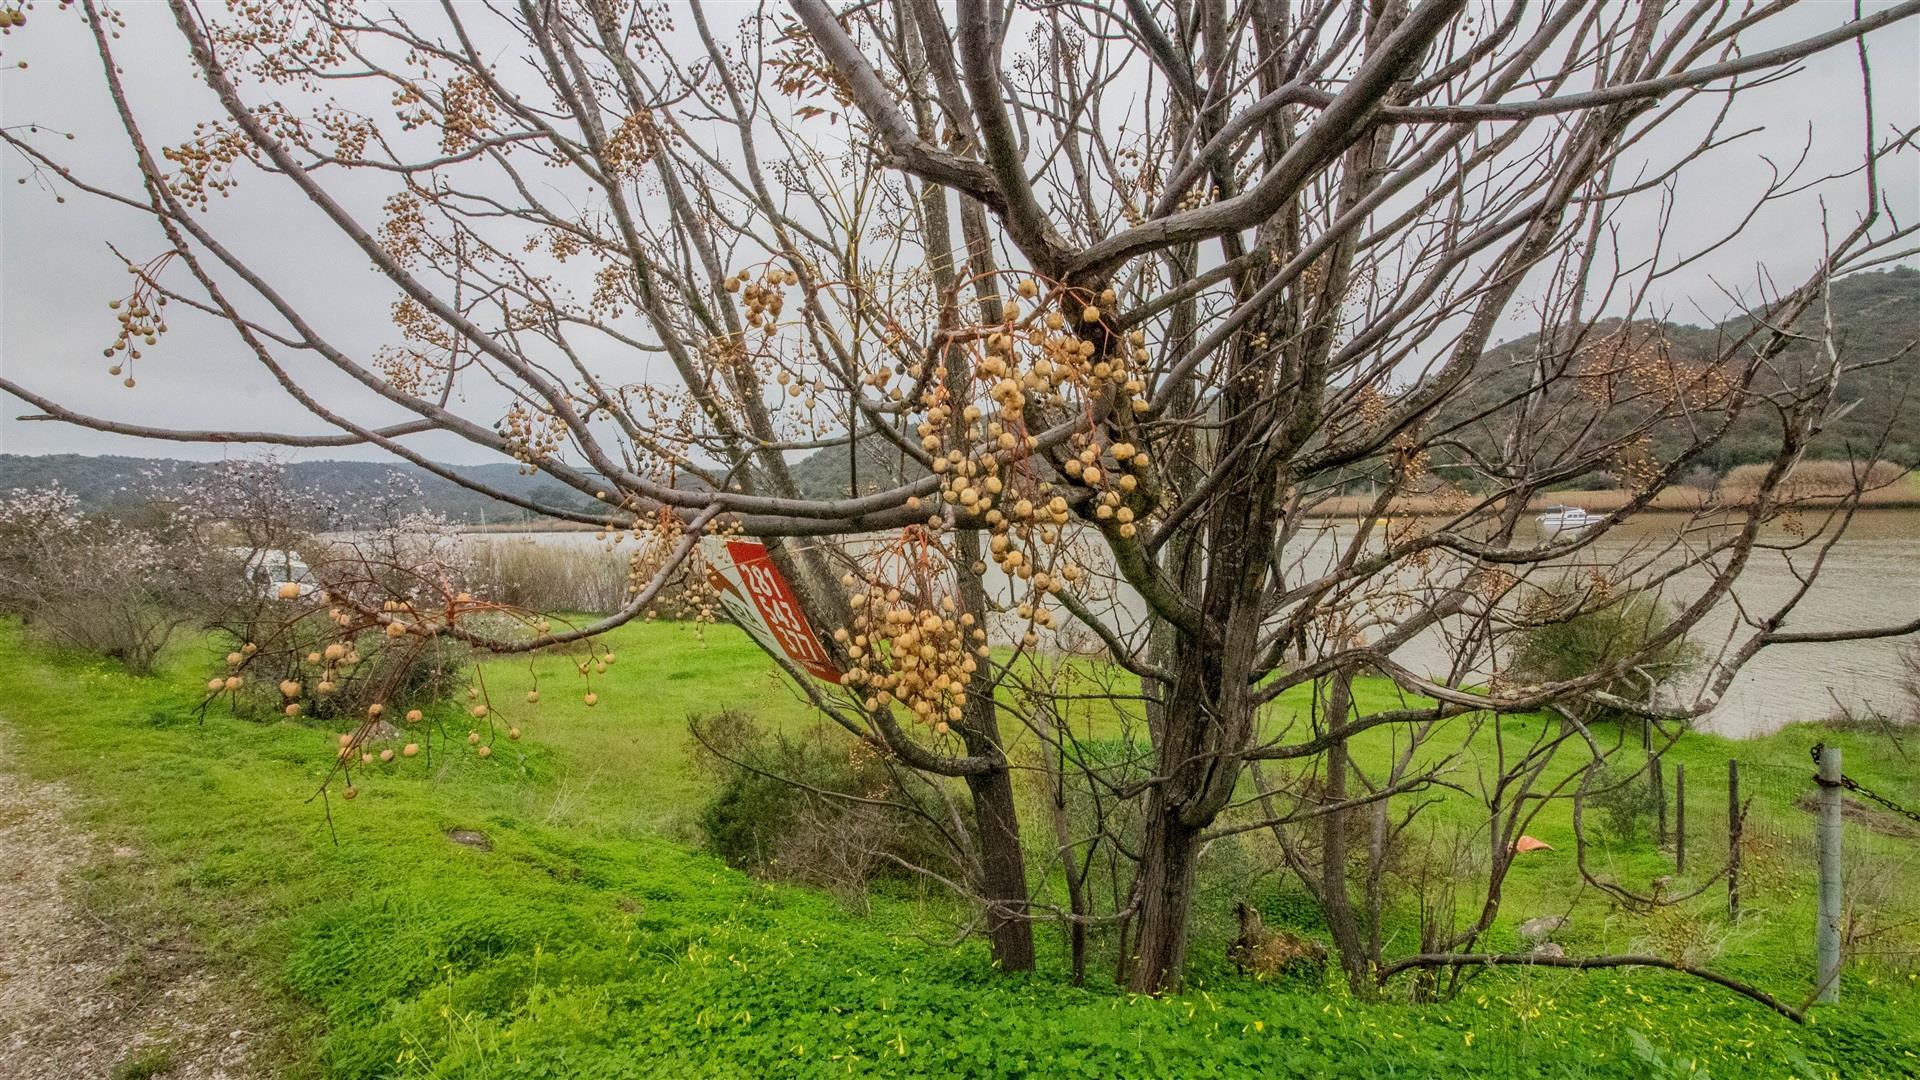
{"left": 1810, "top": 744, "right": 1920, "bottom": 827}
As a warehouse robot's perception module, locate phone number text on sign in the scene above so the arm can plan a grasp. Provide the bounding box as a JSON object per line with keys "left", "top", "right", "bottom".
{"left": 703, "top": 537, "right": 843, "bottom": 684}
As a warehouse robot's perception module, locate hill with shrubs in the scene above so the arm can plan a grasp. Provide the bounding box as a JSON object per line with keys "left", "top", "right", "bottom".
{"left": 1441, "top": 268, "right": 1919, "bottom": 479}
{"left": 0, "top": 454, "right": 606, "bottom": 524}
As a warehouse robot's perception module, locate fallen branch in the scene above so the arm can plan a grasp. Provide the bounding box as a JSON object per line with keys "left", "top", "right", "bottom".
{"left": 1377, "top": 952, "right": 1804, "bottom": 1023}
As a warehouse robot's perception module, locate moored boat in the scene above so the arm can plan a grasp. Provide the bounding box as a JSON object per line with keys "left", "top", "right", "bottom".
{"left": 1536, "top": 505, "right": 1603, "bottom": 533}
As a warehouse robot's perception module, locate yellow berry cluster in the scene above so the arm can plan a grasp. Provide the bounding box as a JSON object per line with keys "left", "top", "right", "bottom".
{"left": 886, "top": 276, "right": 1156, "bottom": 651}
{"left": 437, "top": 73, "right": 498, "bottom": 155}
{"left": 837, "top": 580, "right": 983, "bottom": 731}
{"left": 603, "top": 110, "right": 663, "bottom": 179}
{"left": 161, "top": 122, "right": 262, "bottom": 209}
{"left": 100, "top": 259, "right": 173, "bottom": 388}
{"left": 378, "top": 190, "right": 428, "bottom": 266}
{"left": 496, "top": 400, "right": 570, "bottom": 473}
{"left": 724, "top": 265, "right": 795, "bottom": 330}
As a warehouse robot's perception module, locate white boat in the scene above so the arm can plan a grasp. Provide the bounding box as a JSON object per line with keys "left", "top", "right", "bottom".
{"left": 1536, "top": 505, "right": 1603, "bottom": 533}
{"left": 230, "top": 546, "right": 317, "bottom": 598}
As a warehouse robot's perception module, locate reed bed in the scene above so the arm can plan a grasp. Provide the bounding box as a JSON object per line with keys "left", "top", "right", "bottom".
{"left": 461, "top": 538, "right": 630, "bottom": 614}
{"left": 1311, "top": 462, "right": 1915, "bottom": 520}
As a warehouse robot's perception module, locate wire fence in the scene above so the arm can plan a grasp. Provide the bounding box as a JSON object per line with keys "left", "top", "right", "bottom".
{"left": 1647, "top": 745, "right": 1920, "bottom": 984}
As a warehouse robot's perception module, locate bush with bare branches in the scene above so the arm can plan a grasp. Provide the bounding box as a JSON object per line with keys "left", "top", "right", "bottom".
{"left": 689, "top": 711, "right": 959, "bottom": 899}
{"left": 0, "top": 484, "right": 228, "bottom": 673}
{"left": 461, "top": 539, "right": 632, "bottom": 615}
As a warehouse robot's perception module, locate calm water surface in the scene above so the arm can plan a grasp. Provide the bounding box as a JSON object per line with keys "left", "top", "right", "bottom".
{"left": 473, "top": 508, "right": 1919, "bottom": 738}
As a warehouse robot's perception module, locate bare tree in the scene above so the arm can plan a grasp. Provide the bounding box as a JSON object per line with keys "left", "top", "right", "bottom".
{"left": 4, "top": 0, "right": 1918, "bottom": 994}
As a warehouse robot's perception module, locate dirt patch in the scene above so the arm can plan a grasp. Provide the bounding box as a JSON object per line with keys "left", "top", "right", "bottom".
{"left": 0, "top": 725, "right": 261, "bottom": 1079}
{"left": 1794, "top": 790, "right": 1920, "bottom": 840}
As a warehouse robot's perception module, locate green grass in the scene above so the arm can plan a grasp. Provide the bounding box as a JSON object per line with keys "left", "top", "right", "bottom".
{"left": 0, "top": 618, "right": 1915, "bottom": 1077}
{"left": 110, "top": 1044, "right": 176, "bottom": 1080}
{"left": 447, "top": 618, "right": 822, "bottom": 834}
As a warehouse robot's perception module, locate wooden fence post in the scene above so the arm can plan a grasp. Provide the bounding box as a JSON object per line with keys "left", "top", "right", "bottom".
{"left": 1645, "top": 723, "right": 1667, "bottom": 847}
{"left": 1653, "top": 754, "right": 1668, "bottom": 849}
{"left": 1674, "top": 763, "right": 1686, "bottom": 873}
{"left": 1728, "top": 758, "right": 1741, "bottom": 921}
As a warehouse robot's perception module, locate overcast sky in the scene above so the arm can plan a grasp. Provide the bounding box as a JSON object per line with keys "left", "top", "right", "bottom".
{"left": 2, "top": 1, "right": 1916, "bottom": 464}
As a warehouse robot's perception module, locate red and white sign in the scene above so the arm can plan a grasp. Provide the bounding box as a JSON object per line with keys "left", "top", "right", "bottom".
{"left": 702, "top": 537, "right": 842, "bottom": 683}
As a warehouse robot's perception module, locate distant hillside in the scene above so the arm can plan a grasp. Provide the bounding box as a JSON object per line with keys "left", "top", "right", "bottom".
{"left": 787, "top": 435, "right": 932, "bottom": 502}
{"left": 780, "top": 269, "right": 1916, "bottom": 496}
{"left": 8, "top": 272, "right": 1909, "bottom": 518}
{"left": 1444, "top": 267, "right": 1920, "bottom": 476}
{"left": 0, "top": 454, "right": 606, "bottom": 524}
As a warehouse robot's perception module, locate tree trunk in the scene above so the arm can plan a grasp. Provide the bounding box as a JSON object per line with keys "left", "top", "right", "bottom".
{"left": 1120, "top": 432, "right": 1274, "bottom": 993}
{"left": 1322, "top": 731, "right": 1373, "bottom": 993}
{"left": 963, "top": 761, "right": 1036, "bottom": 972}
{"left": 1045, "top": 741, "right": 1090, "bottom": 985}
{"left": 896, "top": 12, "right": 1035, "bottom": 973}
{"left": 1125, "top": 801, "right": 1203, "bottom": 993}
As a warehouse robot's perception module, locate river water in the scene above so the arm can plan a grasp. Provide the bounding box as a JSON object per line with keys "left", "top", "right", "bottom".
{"left": 468, "top": 508, "right": 1919, "bottom": 738}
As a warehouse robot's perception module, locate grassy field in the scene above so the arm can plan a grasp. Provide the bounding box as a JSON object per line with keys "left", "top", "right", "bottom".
{"left": 0, "top": 617, "right": 1915, "bottom": 1078}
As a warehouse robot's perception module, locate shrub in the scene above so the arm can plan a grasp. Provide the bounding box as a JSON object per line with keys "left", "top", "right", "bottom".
{"left": 0, "top": 485, "right": 226, "bottom": 673}
{"left": 230, "top": 612, "right": 472, "bottom": 723}
{"left": 1026, "top": 736, "right": 1152, "bottom": 905}
{"left": 1507, "top": 581, "right": 1700, "bottom": 721}
{"left": 206, "top": 474, "right": 514, "bottom": 726}
{"left": 689, "top": 711, "right": 959, "bottom": 896}
{"left": 1582, "top": 762, "right": 1663, "bottom": 843}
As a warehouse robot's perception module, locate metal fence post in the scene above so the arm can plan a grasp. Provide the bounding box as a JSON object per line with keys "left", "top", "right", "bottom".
{"left": 1727, "top": 758, "right": 1741, "bottom": 921}
{"left": 1674, "top": 763, "right": 1686, "bottom": 873}
{"left": 1816, "top": 744, "right": 1844, "bottom": 1003}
